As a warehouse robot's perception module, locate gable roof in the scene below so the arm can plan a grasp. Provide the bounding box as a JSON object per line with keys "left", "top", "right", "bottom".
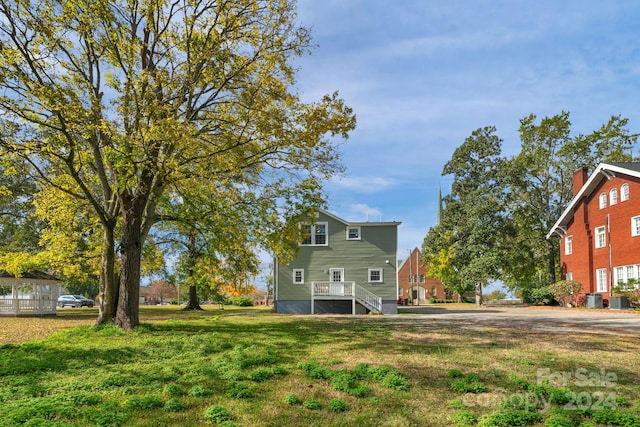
{"left": 0, "top": 270, "right": 60, "bottom": 281}
{"left": 318, "top": 208, "right": 401, "bottom": 227}
{"left": 547, "top": 162, "right": 640, "bottom": 239}
{"left": 397, "top": 247, "right": 420, "bottom": 272}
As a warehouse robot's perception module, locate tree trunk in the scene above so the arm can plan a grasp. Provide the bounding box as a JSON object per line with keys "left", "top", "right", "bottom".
{"left": 115, "top": 202, "right": 143, "bottom": 331}
{"left": 475, "top": 282, "right": 483, "bottom": 306}
{"left": 96, "top": 225, "right": 117, "bottom": 325}
{"left": 183, "top": 285, "right": 203, "bottom": 310}
{"left": 547, "top": 239, "right": 556, "bottom": 285}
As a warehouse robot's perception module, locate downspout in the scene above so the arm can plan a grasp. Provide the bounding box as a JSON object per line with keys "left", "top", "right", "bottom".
{"left": 607, "top": 214, "right": 613, "bottom": 297}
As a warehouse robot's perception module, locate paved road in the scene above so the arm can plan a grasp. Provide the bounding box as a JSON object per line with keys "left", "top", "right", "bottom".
{"left": 396, "top": 305, "right": 640, "bottom": 337}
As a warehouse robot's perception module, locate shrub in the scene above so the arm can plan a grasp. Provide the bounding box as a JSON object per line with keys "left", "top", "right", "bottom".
{"left": 298, "top": 360, "right": 331, "bottom": 380}
{"left": 448, "top": 369, "right": 465, "bottom": 378}
{"left": 522, "top": 285, "right": 553, "bottom": 305}
{"left": 226, "top": 382, "right": 254, "bottom": 399}
{"left": 549, "top": 280, "right": 583, "bottom": 307}
{"left": 331, "top": 370, "right": 358, "bottom": 393}
{"left": 249, "top": 368, "right": 275, "bottom": 382}
{"left": 204, "top": 405, "right": 233, "bottom": 423}
{"left": 83, "top": 401, "right": 128, "bottom": 427}
{"left": 453, "top": 410, "right": 477, "bottom": 427}
{"left": 187, "top": 386, "right": 211, "bottom": 398}
{"left": 328, "top": 398, "right": 349, "bottom": 412}
{"left": 303, "top": 399, "right": 321, "bottom": 410}
{"left": 124, "top": 394, "right": 163, "bottom": 410}
{"left": 381, "top": 372, "right": 409, "bottom": 391}
{"left": 548, "top": 387, "right": 572, "bottom": 405}
{"left": 544, "top": 414, "right": 574, "bottom": 427}
{"left": 508, "top": 374, "right": 530, "bottom": 390}
{"left": 477, "top": 408, "right": 541, "bottom": 427}
{"left": 228, "top": 296, "right": 253, "bottom": 306}
{"left": 592, "top": 407, "right": 638, "bottom": 425}
{"left": 284, "top": 394, "right": 302, "bottom": 405}
{"left": 164, "top": 398, "right": 186, "bottom": 412}
{"left": 450, "top": 373, "right": 486, "bottom": 394}
{"left": 164, "top": 384, "right": 183, "bottom": 397}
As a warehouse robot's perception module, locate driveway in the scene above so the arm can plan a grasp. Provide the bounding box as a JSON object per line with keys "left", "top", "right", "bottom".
{"left": 396, "top": 305, "right": 640, "bottom": 337}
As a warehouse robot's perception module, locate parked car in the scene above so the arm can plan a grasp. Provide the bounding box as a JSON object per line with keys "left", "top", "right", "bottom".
{"left": 74, "top": 295, "right": 95, "bottom": 307}
{"left": 57, "top": 295, "right": 94, "bottom": 308}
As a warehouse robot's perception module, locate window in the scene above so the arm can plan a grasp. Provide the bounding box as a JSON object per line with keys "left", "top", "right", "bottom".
{"left": 330, "top": 268, "right": 344, "bottom": 283}
{"left": 610, "top": 188, "right": 618, "bottom": 205}
{"left": 346, "top": 226, "right": 361, "bottom": 240}
{"left": 431, "top": 286, "right": 437, "bottom": 298}
{"left": 599, "top": 192, "right": 607, "bottom": 209}
{"left": 419, "top": 274, "right": 425, "bottom": 283}
{"left": 398, "top": 287, "right": 403, "bottom": 297}
{"left": 368, "top": 268, "right": 383, "bottom": 283}
{"left": 293, "top": 269, "right": 304, "bottom": 284}
{"left": 621, "top": 183, "right": 630, "bottom": 201}
{"left": 565, "top": 272, "right": 573, "bottom": 281}
{"left": 564, "top": 236, "right": 573, "bottom": 255}
{"left": 627, "top": 265, "right": 636, "bottom": 282}
{"left": 615, "top": 267, "right": 625, "bottom": 285}
{"left": 595, "top": 226, "right": 606, "bottom": 248}
{"left": 596, "top": 268, "right": 607, "bottom": 292}
{"left": 632, "top": 216, "right": 640, "bottom": 237}
{"left": 301, "top": 222, "right": 328, "bottom": 246}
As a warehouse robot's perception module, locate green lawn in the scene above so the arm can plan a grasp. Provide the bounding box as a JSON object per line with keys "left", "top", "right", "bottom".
{"left": 1, "top": 306, "right": 639, "bottom": 426}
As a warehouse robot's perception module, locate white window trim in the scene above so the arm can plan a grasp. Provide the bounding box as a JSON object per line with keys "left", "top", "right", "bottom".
{"left": 621, "top": 183, "right": 630, "bottom": 201}
{"left": 596, "top": 268, "right": 608, "bottom": 292}
{"left": 300, "top": 222, "right": 329, "bottom": 246}
{"left": 610, "top": 188, "right": 618, "bottom": 205}
{"left": 329, "top": 268, "right": 344, "bottom": 283}
{"left": 368, "top": 268, "right": 383, "bottom": 283}
{"left": 599, "top": 192, "right": 607, "bottom": 209}
{"left": 632, "top": 216, "right": 640, "bottom": 237}
{"left": 293, "top": 269, "right": 304, "bottom": 284}
{"left": 565, "top": 272, "right": 573, "bottom": 281}
{"left": 595, "top": 226, "right": 606, "bottom": 248}
{"left": 564, "top": 235, "right": 573, "bottom": 255}
{"left": 346, "top": 226, "right": 361, "bottom": 240}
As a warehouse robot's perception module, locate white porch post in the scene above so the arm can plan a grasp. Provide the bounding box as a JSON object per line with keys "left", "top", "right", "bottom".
{"left": 352, "top": 282, "right": 356, "bottom": 314}
{"left": 12, "top": 283, "right": 19, "bottom": 314}
{"left": 311, "top": 283, "right": 314, "bottom": 314}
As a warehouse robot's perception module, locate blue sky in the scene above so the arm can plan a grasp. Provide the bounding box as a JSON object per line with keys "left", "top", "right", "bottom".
{"left": 292, "top": 0, "right": 640, "bottom": 260}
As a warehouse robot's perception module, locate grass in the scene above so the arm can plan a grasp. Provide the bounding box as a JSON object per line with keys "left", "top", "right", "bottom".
{"left": 0, "top": 305, "right": 639, "bottom": 426}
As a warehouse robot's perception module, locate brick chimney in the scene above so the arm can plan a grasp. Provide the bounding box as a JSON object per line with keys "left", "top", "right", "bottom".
{"left": 573, "top": 166, "right": 589, "bottom": 196}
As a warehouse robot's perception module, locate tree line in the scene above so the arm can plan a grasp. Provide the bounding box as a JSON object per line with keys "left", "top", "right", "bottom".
{"left": 0, "top": 0, "right": 355, "bottom": 330}
{"left": 422, "top": 112, "right": 638, "bottom": 303}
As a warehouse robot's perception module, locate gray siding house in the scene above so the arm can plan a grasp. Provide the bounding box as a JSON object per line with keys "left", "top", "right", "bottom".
{"left": 274, "top": 209, "right": 400, "bottom": 315}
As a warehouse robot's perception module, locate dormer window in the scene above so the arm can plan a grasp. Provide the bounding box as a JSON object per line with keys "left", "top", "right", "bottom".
{"left": 621, "top": 183, "right": 630, "bottom": 201}
{"left": 610, "top": 188, "right": 618, "bottom": 205}
{"left": 599, "top": 192, "right": 607, "bottom": 209}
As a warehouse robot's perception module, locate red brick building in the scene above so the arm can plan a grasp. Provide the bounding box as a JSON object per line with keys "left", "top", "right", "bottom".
{"left": 548, "top": 162, "right": 640, "bottom": 303}
{"left": 397, "top": 248, "right": 447, "bottom": 304}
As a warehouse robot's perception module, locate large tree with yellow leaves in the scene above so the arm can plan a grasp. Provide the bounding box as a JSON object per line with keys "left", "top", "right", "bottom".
{"left": 0, "top": 0, "right": 355, "bottom": 330}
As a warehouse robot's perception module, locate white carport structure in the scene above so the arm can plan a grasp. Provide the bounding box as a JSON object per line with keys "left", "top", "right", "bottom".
{"left": 0, "top": 271, "right": 62, "bottom": 316}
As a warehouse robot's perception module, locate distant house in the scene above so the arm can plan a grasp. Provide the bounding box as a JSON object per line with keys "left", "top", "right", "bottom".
{"left": 547, "top": 162, "right": 640, "bottom": 304}
{"left": 274, "top": 209, "right": 401, "bottom": 315}
{"left": 397, "top": 248, "right": 447, "bottom": 303}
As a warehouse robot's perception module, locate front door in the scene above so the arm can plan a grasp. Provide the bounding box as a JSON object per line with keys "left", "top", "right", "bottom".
{"left": 329, "top": 268, "right": 345, "bottom": 295}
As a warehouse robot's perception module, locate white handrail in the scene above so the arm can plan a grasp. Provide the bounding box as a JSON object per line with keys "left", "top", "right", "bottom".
{"left": 311, "top": 281, "right": 382, "bottom": 313}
